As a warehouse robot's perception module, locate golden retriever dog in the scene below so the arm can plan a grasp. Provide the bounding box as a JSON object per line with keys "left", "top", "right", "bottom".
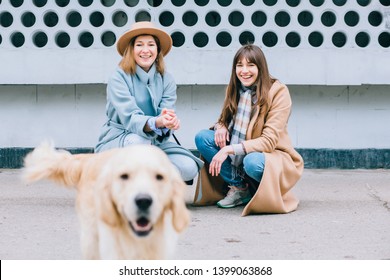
{"left": 23, "top": 142, "right": 190, "bottom": 260}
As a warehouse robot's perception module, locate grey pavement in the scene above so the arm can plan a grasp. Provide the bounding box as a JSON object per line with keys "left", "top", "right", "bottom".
{"left": 0, "top": 168, "right": 389, "bottom": 260}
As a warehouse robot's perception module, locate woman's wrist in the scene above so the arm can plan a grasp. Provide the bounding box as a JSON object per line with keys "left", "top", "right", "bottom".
{"left": 214, "top": 122, "right": 224, "bottom": 130}
{"left": 222, "top": 145, "right": 234, "bottom": 155}
{"left": 155, "top": 116, "right": 165, "bottom": 129}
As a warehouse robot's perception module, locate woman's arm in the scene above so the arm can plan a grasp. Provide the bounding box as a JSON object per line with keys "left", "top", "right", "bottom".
{"left": 243, "top": 83, "right": 292, "bottom": 153}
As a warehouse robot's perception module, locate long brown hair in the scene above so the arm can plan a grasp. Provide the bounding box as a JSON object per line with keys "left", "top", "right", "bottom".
{"left": 217, "top": 44, "right": 275, "bottom": 127}
{"left": 119, "top": 35, "right": 165, "bottom": 75}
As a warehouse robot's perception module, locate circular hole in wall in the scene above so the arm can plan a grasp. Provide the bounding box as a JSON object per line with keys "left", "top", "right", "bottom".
{"left": 379, "top": 0, "right": 390, "bottom": 5}
{"left": 308, "top": 31, "right": 323, "bottom": 47}
{"left": 33, "top": 0, "right": 48, "bottom": 7}
{"left": 298, "top": 11, "right": 313, "bottom": 27}
{"left": 252, "top": 11, "right": 267, "bottom": 26}
{"left": 67, "top": 11, "right": 82, "bottom": 27}
{"left": 193, "top": 32, "right": 208, "bottom": 47}
{"left": 333, "top": 0, "right": 346, "bottom": 5}
{"left": 355, "top": 31, "right": 370, "bottom": 47}
{"left": 206, "top": 11, "right": 221, "bottom": 27}
{"left": 286, "top": 0, "right": 300, "bottom": 7}
{"left": 101, "top": 31, "right": 116, "bottom": 47}
{"left": 101, "top": 0, "right": 115, "bottom": 7}
{"left": 332, "top": 31, "right": 347, "bottom": 47}
{"left": 321, "top": 11, "right": 336, "bottom": 27}
{"left": 262, "top": 31, "right": 278, "bottom": 47}
{"left": 357, "top": 0, "right": 370, "bottom": 6}
{"left": 216, "top": 31, "right": 232, "bottom": 47}
{"left": 344, "top": 11, "right": 359, "bottom": 27}
{"left": 183, "top": 11, "right": 198, "bottom": 26}
{"left": 33, "top": 31, "right": 48, "bottom": 48}
{"left": 147, "top": 0, "right": 162, "bottom": 7}
{"left": 229, "top": 11, "right": 244, "bottom": 27}
{"left": 263, "top": 0, "right": 277, "bottom": 6}
{"left": 11, "top": 32, "right": 25, "bottom": 47}
{"left": 160, "top": 11, "right": 174, "bottom": 26}
{"left": 378, "top": 32, "right": 390, "bottom": 47}
{"left": 172, "top": 0, "right": 186, "bottom": 7}
{"left": 113, "top": 11, "right": 128, "bottom": 26}
{"left": 10, "top": 0, "right": 23, "bottom": 7}
{"left": 79, "top": 0, "right": 93, "bottom": 7}
{"left": 44, "top": 11, "right": 59, "bottom": 27}
{"left": 368, "top": 11, "right": 382, "bottom": 26}
{"left": 286, "top": 32, "right": 300, "bottom": 47}
{"left": 0, "top": 34, "right": 2, "bottom": 45}
{"left": 56, "top": 32, "right": 70, "bottom": 48}
{"left": 124, "top": 0, "right": 139, "bottom": 7}
{"left": 241, "top": 0, "right": 255, "bottom": 5}
{"left": 0, "top": 12, "right": 14, "bottom": 27}
{"left": 239, "top": 31, "right": 254, "bottom": 45}
{"left": 79, "top": 31, "right": 94, "bottom": 48}
{"left": 56, "top": 0, "right": 70, "bottom": 7}
{"left": 195, "top": 0, "right": 209, "bottom": 6}
{"left": 275, "top": 11, "right": 290, "bottom": 27}
{"left": 22, "top": 12, "right": 36, "bottom": 27}
{"left": 218, "top": 0, "right": 232, "bottom": 6}
{"left": 171, "top": 31, "right": 185, "bottom": 47}
{"left": 90, "top": 11, "right": 105, "bottom": 27}
{"left": 135, "top": 11, "right": 151, "bottom": 22}
{"left": 310, "top": 0, "right": 324, "bottom": 6}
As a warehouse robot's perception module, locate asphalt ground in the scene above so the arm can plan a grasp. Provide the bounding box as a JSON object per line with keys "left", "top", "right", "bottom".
{"left": 1, "top": 168, "right": 389, "bottom": 260}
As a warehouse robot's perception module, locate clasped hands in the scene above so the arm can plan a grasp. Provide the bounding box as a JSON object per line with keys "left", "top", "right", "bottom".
{"left": 156, "top": 108, "right": 180, "bottom": 130}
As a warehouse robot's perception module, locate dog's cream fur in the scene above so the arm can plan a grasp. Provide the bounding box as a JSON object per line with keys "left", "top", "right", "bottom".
{"left": 23, "top": 142, "right": 190, "bottom": 260}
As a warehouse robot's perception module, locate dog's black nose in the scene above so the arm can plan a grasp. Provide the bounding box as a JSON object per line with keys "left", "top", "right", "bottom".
{"left": 135, "top": 194, "right": 152, "bottom": 211}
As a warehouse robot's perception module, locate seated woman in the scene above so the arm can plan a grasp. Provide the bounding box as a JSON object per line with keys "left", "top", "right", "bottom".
{"left": 194, "top": 44, "right": 304, "bottom": 215}
{"left": 95, "top": 21, "right": 203, "bottom": 183}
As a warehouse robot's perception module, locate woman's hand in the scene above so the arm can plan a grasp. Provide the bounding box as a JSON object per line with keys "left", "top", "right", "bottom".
{"left": 209, "top": 146, "right": 233, "bottom": 176}
{"left": 214, "top": 123, "right": 230, "bottom": 148}
{"left": 156, "top": 108, "right": 181, "bottom": 130}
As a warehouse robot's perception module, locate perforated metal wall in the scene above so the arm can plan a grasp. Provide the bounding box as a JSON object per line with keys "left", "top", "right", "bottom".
{"left": 0, "top": 0, "right": 389, "bottom": 84}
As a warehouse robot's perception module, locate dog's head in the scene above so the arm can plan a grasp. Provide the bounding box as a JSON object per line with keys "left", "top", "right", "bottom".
{"left": 96, "top": 145, "right": 190, "bottom": 237}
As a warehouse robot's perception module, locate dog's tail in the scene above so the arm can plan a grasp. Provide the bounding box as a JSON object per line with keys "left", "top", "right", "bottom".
{"left": 23, "top": 141, "right": 83, "bottom": 188}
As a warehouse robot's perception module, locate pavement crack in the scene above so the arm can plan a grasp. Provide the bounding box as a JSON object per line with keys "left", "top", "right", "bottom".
{"left": 366, "top": 183, "right": 390, "bottom": 212}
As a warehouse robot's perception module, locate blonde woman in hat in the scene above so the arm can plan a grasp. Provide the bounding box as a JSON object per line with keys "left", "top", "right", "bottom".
{"left": 95, "top": 21, "right": 203, "bottom": 182}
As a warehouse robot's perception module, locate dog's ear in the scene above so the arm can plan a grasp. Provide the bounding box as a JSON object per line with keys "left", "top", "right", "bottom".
{"left": 95, "top": 173, "right": 121, "bottom": 227}
{"left": 169, "top": 170, "right": 190, "bottom": 233}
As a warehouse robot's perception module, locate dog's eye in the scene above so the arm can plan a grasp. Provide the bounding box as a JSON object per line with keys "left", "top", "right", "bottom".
{"left": 156, "top": 174, "right": 164, "bottom": 181}
{"left": 120, "top": 173, "right": 129, "bottom": 180}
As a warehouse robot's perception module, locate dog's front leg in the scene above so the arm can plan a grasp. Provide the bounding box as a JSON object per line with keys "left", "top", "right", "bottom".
{"left": 97, "top": 222, "right": 127, "bottom": 260}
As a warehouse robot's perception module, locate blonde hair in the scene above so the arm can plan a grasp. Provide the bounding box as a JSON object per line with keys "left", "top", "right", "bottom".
{"left": 119, "top": 35, "right": 165, "bottom": 75}
{"left": 218, "top": 44, "right": 275, "bottom": 127}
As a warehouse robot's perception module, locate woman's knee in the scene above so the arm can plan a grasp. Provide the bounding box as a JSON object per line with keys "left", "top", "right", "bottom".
{"left": 123, "top": 134, "right": 151, "bottom": 146}
{"left": 169, "top": 155, "right": 198, "bottom": 181}
{"left": 243, "top": 152, "right": 265, "bottom": 180}
{"left": 195, "top": 129, "right": 214, "bottom": 150}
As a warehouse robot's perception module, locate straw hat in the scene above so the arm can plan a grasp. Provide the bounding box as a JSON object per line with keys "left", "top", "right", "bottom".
{"left": 116, "top": 21, "right": 172, "bottom": 57}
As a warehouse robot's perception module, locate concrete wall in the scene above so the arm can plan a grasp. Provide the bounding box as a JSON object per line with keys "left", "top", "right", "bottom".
{"left": 1, "top": 84, "right": 389, "bottom": 150}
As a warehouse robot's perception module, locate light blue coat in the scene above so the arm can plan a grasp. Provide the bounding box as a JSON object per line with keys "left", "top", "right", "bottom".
{"left": 95, "top": 64, "right": 203, "bottom": 169}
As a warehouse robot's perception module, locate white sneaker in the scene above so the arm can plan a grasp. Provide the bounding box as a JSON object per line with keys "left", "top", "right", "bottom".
{"left": 217, "top": 186, "right": 251, "bottom": 208}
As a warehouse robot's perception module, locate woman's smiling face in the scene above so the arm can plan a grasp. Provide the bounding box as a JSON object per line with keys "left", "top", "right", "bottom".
{"left": 133, "top": 35, "right": 158, "bottom": 72}
{"left": 235, "top": 57, "right": 259, "bottom": 87}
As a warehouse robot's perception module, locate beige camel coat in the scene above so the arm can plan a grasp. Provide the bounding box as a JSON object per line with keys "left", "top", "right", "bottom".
{"left": 193, "top": 80, "right": 304, "bottom": 216}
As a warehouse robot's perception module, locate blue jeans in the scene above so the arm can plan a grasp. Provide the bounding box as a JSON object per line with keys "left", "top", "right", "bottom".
{"left": 195, "top": 129, "right": 265, "bottom": 188}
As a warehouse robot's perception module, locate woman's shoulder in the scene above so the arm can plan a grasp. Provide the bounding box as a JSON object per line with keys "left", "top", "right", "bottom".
{"left": 270, "top": 79, "right": 289, "bottom": 94}
{"left": 109, "top": 67, "right": 132, "bottom": 82}
{"left": 160, "top": 70, "right": 175, "bottom": 85}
